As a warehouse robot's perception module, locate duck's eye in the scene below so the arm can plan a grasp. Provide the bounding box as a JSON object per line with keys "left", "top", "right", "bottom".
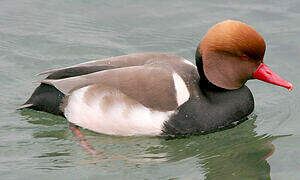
{"left": 241, "top": 53, "right": 249, "bottom": 60}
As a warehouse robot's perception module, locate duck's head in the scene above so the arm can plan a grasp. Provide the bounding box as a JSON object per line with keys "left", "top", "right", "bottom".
{"left": 196, "top": 20, "right": 293, "bottom": 91}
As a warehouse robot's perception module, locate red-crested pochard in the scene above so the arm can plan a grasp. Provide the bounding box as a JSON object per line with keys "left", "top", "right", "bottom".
{"left": 18, "top": 20, "right": 293, "bottom": 136}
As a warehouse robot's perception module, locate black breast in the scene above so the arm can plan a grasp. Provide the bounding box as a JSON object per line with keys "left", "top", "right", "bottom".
{"left": 163, "top": 83, "right": 254, "bottom": 136}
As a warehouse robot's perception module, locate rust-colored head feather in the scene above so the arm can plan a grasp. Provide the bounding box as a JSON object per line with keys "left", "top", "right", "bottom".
{"left": 199, "top": 20, "right": 266, "bottom": 60}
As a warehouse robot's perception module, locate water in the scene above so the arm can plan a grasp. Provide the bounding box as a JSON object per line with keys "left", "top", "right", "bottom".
{"left": 1, "top": 0, "right": 299, "bottom": 179}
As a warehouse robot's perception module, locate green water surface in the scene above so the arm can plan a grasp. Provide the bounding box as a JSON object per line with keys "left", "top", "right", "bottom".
{"left": 1, "top": 0, "right": 299, "bottom": 179}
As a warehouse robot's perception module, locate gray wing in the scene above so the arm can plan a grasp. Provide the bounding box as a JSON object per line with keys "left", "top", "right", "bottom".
{"left": 37, "top": 53, "right": 174, "bottom": 76}
{"left": 40, "top": 66, "right": 183, "bottom": 111}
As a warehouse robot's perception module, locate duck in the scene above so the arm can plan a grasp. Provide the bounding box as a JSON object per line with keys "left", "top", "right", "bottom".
{"left": 18, "top": 20, "right": 293, "bottom": 136}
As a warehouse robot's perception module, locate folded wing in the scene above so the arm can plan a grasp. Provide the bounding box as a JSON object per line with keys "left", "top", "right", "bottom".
{"left": 40, "top": 65, "right": 183, "bottom": 111}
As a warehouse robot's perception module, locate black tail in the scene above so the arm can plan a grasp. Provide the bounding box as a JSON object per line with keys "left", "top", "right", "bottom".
{"left": 20, "top": 83, "right": 66, "bottom": 116}
{"left": 18, "top": 65, "right": 117, "bottom": 116}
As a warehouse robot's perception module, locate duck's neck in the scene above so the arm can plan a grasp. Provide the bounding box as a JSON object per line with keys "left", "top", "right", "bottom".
{"left": 195, "top": 50, "right": 230, "bottom": 92}
{"left": 196, "top": 49, "right": 248, "bottom": 90}
{"left": 195, "top": 49, "right": 206, "bottom": 81}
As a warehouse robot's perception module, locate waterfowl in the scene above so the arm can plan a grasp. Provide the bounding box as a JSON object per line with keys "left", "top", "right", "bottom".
{"left": 18, "top": 20, "right": 293, "bottom": 136}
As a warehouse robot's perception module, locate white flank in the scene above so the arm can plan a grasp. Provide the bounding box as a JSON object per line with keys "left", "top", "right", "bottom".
{"left": 64, "top": 86, "right": 175, "bottom": 136}
{"left": 172, "top": 73, "right": 190, "bottom": 106}
{"left": 183, "top": 59, "right": 197, "bottom": 68}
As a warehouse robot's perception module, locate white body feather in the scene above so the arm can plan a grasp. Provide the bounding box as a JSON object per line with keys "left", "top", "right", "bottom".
{"left": 64, "top": 86, "right": 176, "bottom": 136}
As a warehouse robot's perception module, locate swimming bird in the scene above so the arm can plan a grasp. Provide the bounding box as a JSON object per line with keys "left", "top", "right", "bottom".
{"left": 18, "top": 20, "right": 293, "bottom": 136}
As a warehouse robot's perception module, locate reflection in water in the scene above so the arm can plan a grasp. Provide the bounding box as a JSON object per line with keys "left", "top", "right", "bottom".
{"left": 21, "top": 109, "right": 289, "bottom": 179}
{"left": 21, "top": 110, "right": 69, "bottom": 140}
{"left": 21, "top": 109, "right": 73, "bottom": 170}
{"left": 152, "top": 116, "right": 289, "bottom": 180}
